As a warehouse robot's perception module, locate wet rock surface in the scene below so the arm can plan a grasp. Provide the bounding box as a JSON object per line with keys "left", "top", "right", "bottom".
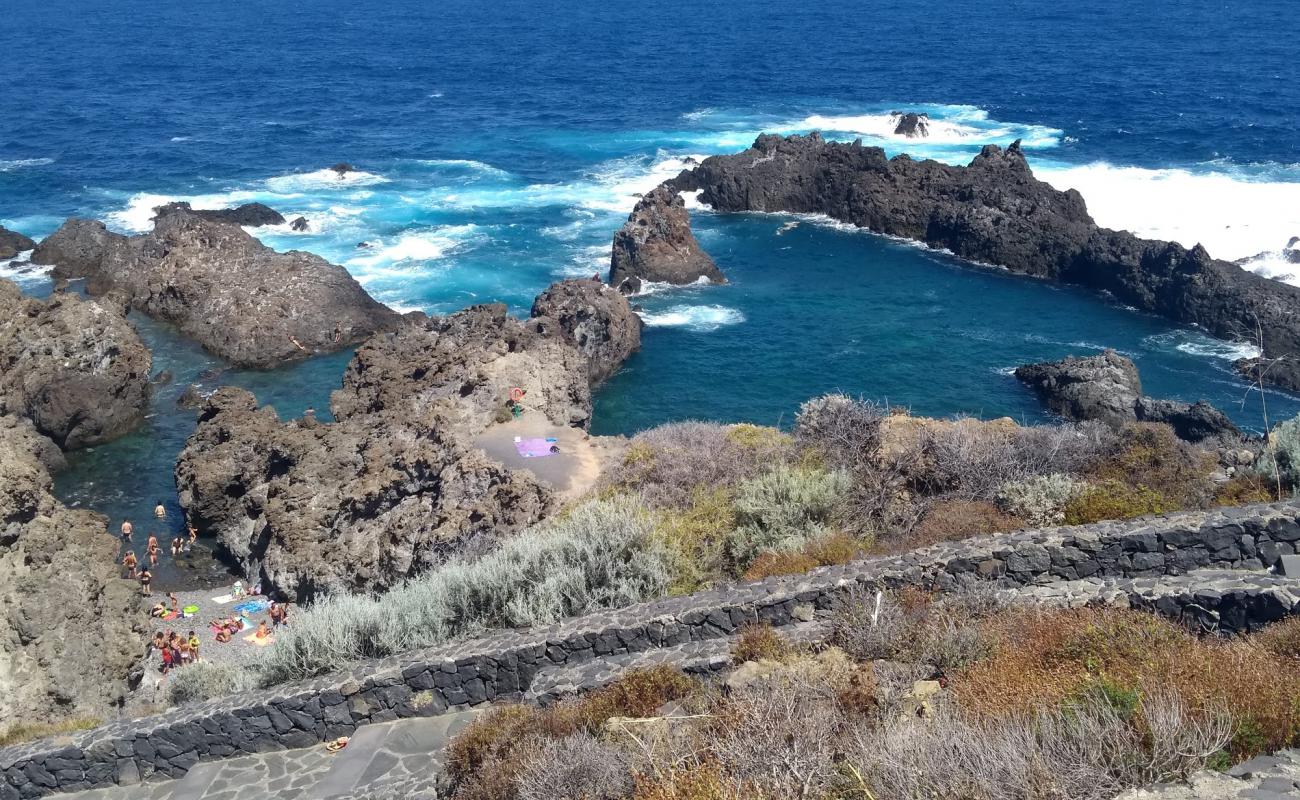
{"left": 673, "top": 133, "right": 1300, "bottom": 392}
{"left": 1015, "top": 349, "right": 1242, "bottom": 444}
{"left": 32, "top": 212, "right": 399, "bottom": 368}
{"left": 0, "top": 278, "right": 152, "bottom": 448}
{"left": 609, "top": 185, "right": 725, "bottom": 294}
{"left": 151, "top": 201, "right": 286, "bottom": 227}
{"left": 0, "top": 224, "right": 36, "bottom": 260}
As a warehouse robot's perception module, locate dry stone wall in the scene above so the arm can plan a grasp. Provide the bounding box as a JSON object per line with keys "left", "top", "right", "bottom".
{"left": 6, "top": 501, "right": 1300, "bottom": 798}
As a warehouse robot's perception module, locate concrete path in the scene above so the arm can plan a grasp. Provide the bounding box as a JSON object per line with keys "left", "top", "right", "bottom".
{"left": 51, "top": 712, "right": 477, "bottom": 800}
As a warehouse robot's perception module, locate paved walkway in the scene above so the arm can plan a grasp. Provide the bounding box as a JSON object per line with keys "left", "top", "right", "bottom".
{"left": 54, "top": 712, "right": 477, "bottom": 800}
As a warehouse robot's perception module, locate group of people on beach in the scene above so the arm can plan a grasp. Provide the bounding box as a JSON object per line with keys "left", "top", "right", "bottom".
{"left": 151, "top": 628, "right": 202, "bottom": 674}
{"left": 117, "top": 502, "right": 197, "bottom": 596}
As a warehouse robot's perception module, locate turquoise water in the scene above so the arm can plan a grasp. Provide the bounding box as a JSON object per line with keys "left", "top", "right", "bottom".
{"left": 3, "top": 0, "right": 1300, "bottom": 585}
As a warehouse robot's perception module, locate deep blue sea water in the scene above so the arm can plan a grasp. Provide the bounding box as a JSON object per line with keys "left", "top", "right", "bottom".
{"left": 3, "top": 0, "right": 1300, "bottom": 584}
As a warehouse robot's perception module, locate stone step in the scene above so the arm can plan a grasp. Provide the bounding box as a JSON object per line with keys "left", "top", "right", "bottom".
{"left": 525, "top": 618, "right": 831, "bottom": 705}
{"left": 311, "top": 723, "right": 395, "bottom": 799}
{"left": 166, "top": 760, "right": 222, "bottom": 800}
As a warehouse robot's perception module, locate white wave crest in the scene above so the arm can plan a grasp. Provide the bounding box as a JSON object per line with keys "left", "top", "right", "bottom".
{"left": 346, "top": 225, "right": 482, "bottom": 271}
{"left": 1175, "top": 339, "right": 1262, "bottom": 361}
{"left": 640, "top": 304, "right": 745, "bottom": 331}
{"left": 106, "top": 190, "right": 268, "bottom": 233}
{"left": 1038, "top": 162, "right": 1300, "bottom": 270}
{"left": 263, "top": 168, "right": 388, "bottom": 192}
{"left": 0, "top": 158, "right": 54, "bottom": 172}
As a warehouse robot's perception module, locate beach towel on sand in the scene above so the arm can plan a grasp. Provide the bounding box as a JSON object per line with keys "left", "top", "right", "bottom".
{"left": 211, "top": 594, "right": 234, "bottom": 605}
{"left": 233, "top": 599, "right": 270, "bottom": 615}
{"left": 514, "top": 437, "right": 559, "bottom": 458}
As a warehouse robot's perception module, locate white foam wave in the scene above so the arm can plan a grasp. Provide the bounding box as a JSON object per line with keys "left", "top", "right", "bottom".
{"left": 768, "top": 107, "right": 1062, "bottom": 150}
{"left": 640, "top": 304, "right": 745, "bottom": 331}
{"left": 1038, "top": 162, "right": 1300, "bottom": 271}
{"left": 170, "top": 136, "right": 190, "bottom": 142}
{"left": 263, "top": 168, "right": 388, "bottom": 192}
{"left": 0, "top": 251, "right": 49, "bottom": 284}
{"left": 414, "top": 158, "right": 509, "bottom": 176}
{"left": 345, "top": 225, "right": 482, "bottom": 270}
{"left": 1175, "top": 339, "right": 1261, "bottom": 361}
{"left": 0, "top": 158, "right": 53, "bottom": 172}
{"left": 630, "top": 277, "right": 712, "bottom": 297}
{"left": 106, "top": 190, "right": 269, "bottom": 233}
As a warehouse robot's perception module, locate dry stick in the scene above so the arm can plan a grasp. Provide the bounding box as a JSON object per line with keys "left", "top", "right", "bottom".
{"left": 1237, "top": 314, "right": 1285, "bottom": 501}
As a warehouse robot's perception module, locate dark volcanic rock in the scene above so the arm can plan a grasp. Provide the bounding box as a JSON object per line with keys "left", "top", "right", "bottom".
{"left": 176, "top": 384, "right": 206, "bottom": 410}
{"left": 530, "top": 278, "right": 642, "bottom": 384}
{"left": 33, "top": 211, "right": 400, "bottom": 368}
{"left": 0, "top": 415, "right": 145, "bottom": 727}
{"left": 331, "top": 303, "right": 592, "bottom": 432}
{"left": 0, "top": 278, "right": 152, "bottom": 448}
{"left": 330, "top": 163, "right": 355, "bottom": 176}
{"left": 674, "top": 133, "right": 1300, "bottom": 392}
{"left": 0, "top": 224, "right": 36, "bottom": 260}
{"left": 609, "top": 185, "right": 725, "bottom": 294}
{"left": 1016, "top": 350, "right": 1241, "bottom": 444}
{"left": 290, "top": 216, "right": 310, "bottom": 232}
{"left": 153, "top": 201, "right": 286, "bottom": 227}
{"left": 176, "top": 386, "right": 555, "bottom": 599}
{"left": 892, "top": 112, "right": 930, "bottom": 138}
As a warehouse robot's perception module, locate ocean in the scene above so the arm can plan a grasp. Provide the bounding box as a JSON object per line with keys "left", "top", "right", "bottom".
{"left": 2, "top": 0, "right": 1299, "bottom": 585}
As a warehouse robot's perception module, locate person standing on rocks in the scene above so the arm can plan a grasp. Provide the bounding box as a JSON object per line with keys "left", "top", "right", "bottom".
{"left": 122, "top": 550, "right": 138, "bottom": 579}
{"left": 139, "top": 567, "right": 152, "bottom": 596}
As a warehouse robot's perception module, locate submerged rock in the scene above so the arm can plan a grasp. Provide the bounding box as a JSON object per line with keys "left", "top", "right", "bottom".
{"left": 152, "top": 201, "right": 286, "bottom": 227}
{"left": 530, "top": 278, "right": 643, "bottom": 384}
{"left": 0, "top": 224, "right": 36, "bottom": 260}
{"left": 0, "top": 415, "right": 145, "bottom": 728}
{"left": 1015, "top": 350, "right": 1241, "bottom": 444}
{"left": 892, "top": 112, "right": 930, "bottom": 138}
{"left": 0, "top": 278, "right": 152, "bottom": 448}
{"left": 330, "top": 162, "right": 355, "bottom": 176}
{"left": 609, "top": 184, "right": 725, "bottom": 294}
{"left": 290, "top": 216, "right": 310, "bottom": 232}
{"left": 33, "top": 211, "right": 399, "bottom": 368}
{"left": 673, "top": 133, "right": 1300, "bottom": 392}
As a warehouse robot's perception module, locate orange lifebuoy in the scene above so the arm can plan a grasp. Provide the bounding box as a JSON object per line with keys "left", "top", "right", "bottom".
{"left": 509, "top": 387, "right": 526, "bottom": 403}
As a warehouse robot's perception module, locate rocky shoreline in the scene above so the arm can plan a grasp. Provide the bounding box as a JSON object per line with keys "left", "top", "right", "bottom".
{"left": 654, "top": 132, "right": 1300, "bottom": 392}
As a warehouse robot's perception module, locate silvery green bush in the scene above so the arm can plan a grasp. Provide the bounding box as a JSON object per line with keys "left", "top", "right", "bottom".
{"left": 995, "top": 473, "right": 1085, "bottom": 526}
{"left": 726, "top": 465, "right": 851, "bottom": 571}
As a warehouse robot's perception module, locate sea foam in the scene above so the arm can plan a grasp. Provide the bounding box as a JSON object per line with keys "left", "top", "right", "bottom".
{"left": 640, "top": 304, "right": 745, "bottom": 331}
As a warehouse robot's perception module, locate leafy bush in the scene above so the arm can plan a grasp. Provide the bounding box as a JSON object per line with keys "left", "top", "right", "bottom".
{"left": 725, "top": 466, "right": 851, "bottom": 573}
{"left": 832, "top": 590, "right": 993, "bottom": 672}
{"left": 258, "top": 496, "right": 671, "bottom": 686}
{"left": 732, "top": 624, "right": 796, "bottom": 665}
{"left": 906, "top": 499, "right": 1020, "bottom": 550}
{"left": 793, "top": 393, "right": 886, "bottom": 469}
{"left": 652, "top": 488, "right": 736, "bottom": 594}
{"left": 1259, "top": 413, "right": 1300, "bottom": 491}
{"left": 1213, "top": 473, "right": 1276, "bottom": 507}
{"left": 168, "top": 662, "right": 259, "bottom": 706}
{"left": 1062, "top": 479, "right": 1172, "bottom": 525}
{"left": 1088, "top": 423, "right": 1214, "bottom": 509}
{"left": 602, "top": 422, "right": 793, "bottom": 509}
{"left": 996, "top": 473, "right": 1085, "bottom": 526}
{"left": 741, "top": 532, "right": 863, "bottom": 581}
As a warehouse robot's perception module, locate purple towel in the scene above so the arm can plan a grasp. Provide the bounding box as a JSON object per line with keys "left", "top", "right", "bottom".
{"left": 515, "top": 437, "right": 559, "bottom": 457}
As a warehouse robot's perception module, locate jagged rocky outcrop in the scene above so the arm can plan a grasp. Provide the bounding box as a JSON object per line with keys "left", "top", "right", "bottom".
{"left": 671, "top": 133, "right": 1300, "bottom": 392}
{"left": 152, "top": 201, "right": 285, "bottom": 227}
{"left": 175, "top": 388, "right": 554, "bottom": 599}
{"left": 331, "top": 301, "right": 593, "bottom": 433}
{"left": 0, "top": 415, "right": 145, "bottom": 729}
{"left": 892, "top": 112, "right": 930, "bottom": 137}
{"left": 1015, "top": 350, "right": 1241, "bottom": 444}
{"left": 609, "top": 185, "right": 726, "bottom": 294}
{"left": 530, "top": 278, "right": 642, "bottom": 384}
{"left": 32, "top": 212, "right": 400, "bottom": 368}
{"left": 0, "top": 279, "right": 151, "bottom": 448}
{"left": 0, "top": 225, "right": 36, "bottom": 260}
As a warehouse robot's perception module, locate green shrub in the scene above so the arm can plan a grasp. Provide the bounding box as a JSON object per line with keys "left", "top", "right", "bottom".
{"left": 1062, "top": 480, "right": 1173, "bottom": 525}
{"left": 793, "top": 393, "right": 885, "bottom": 469}
{"left": 996, "top": 473, "right": 1085, "bottom": 526}
{"left": 652, "top": 487, "right": 736, "bottom": 594}
{"left": 906, "top": 499, "right": 1021, "bottom": 550}
{"left": 258, "top": 496, "right": 671, "bottom": 686}
{"left": 1258, "top": 413, "right": 1300, "bottom": 491}
{"left": 168, "top": 662, "right": 259, "bottom": 706}
{"left": 725, "top": 466, "right": 851, "bottom": 573}
{"left": 1088, "top": 423, "right": 1214, "bottom": 509}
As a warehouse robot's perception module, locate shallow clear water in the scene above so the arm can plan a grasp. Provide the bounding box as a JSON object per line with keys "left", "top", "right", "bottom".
{"left": 3, "top": 0, "right": 1299, "bottom": 585}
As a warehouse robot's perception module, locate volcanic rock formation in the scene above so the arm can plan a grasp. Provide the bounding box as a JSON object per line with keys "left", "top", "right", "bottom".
{"left": 0, "top": 225, "right": 36, "bottom": 260}
{"left": 177, "top": 281, "right": 639, "bottom": 598}
{"left": 530, "top": 278, "right": 642, "bottom": 384}
{"left": 1015, "top": 349, "right": 1241, "bottom": 444}
{"left": 669, "top": 133, "right": 1300, "bottom": 392}
{"left": 32, "top": 211, "right": 400, "bottom": 368}
{"left": 152, "top": 201, "right": 286, "bottom": 227}
{"left": 609, "top": 185, "right": 725, "bottom": 294}
{"left": 0, "top": 279, "right": 152, "bottom": 448}
{"left": 0, "top": 415, "right": 145, "bottom": 729}
{"left": 892, "top": 112, "right": 930, "bottom": 137}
